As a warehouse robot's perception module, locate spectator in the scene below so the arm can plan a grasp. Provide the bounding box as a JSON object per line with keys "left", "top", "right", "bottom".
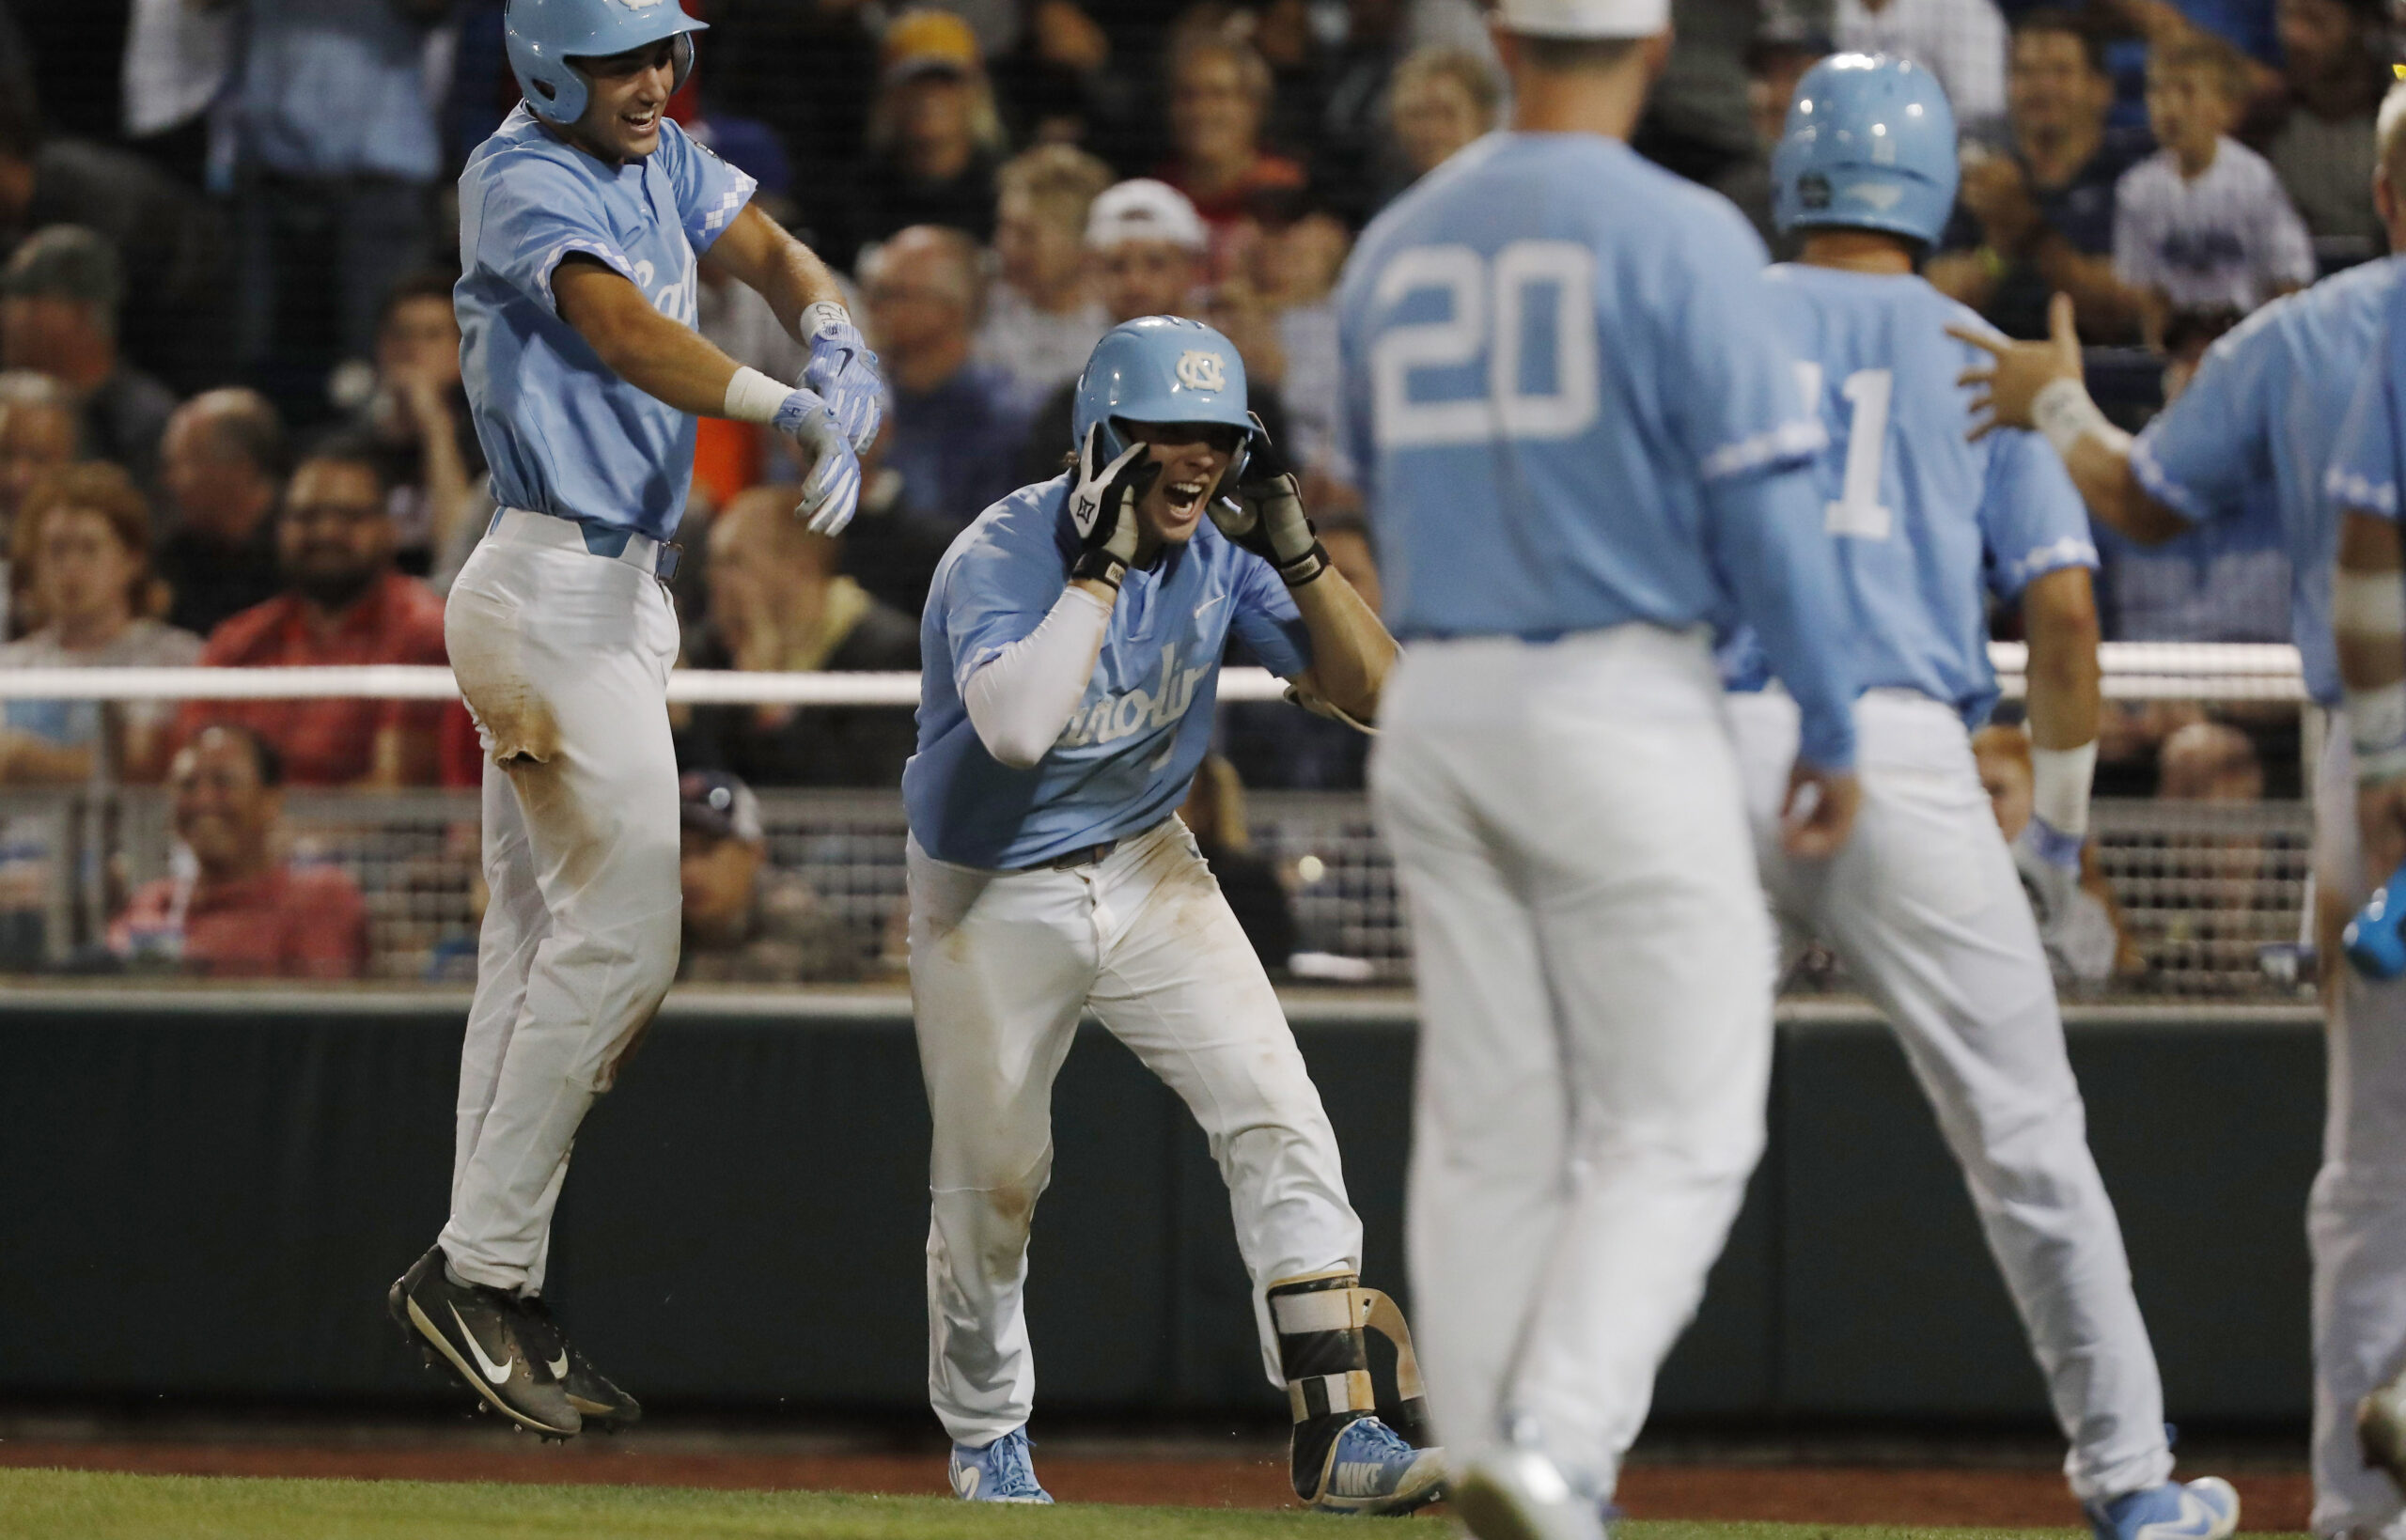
{"left": 845, "top": 9, "right": 1008, "bottom": 267}
{"left": 2115, "top": 36, "right": 2316, "bottom": 339}
{"left": 839, "top": 421, "right": 965, "bottom": 617}
{"left": 1211, "top": 190, "right": 1354, "bottom": 482}
{"left": 1308, "top": 0, "right": 1495, "bottom": 226}
{"left": 0, "top": 226, "right": 178, "bottom": 489}
{"left": 1155, "top": 33, "right": 1306, "bottom": 275}
{"left": 155, "top": 389, "right": 288, "bottom": 639}
{"left": 1180, "top": 754, "right": 1298, "bottom": 972}
{"left": 1834, "top": 0, "right": 2008, "bottom": 131}
{"left": 107, "top": 723, "right": 369, "bottom": 979}
{"left": 2158, "top": 719, "right": 2264, "bottom": 801}
{"left": 676, "top": 770, "right": 858, "bottom": 983}
{"left": 0, "top": 463, "right": 199, "bottom": 786}
{"left": 230, "top": 0, "right": 448, "bottom": 422}
{"left": 1386, "top": 45, "right": 1502, "bottom": 185}
{"left": 1973, "top": 723, "right": 2142, "bottom": 984}
{"left": 975, "top": 145, "right": 1115, "bottom": 411}
{"left": 863, "top": 226, "right": 1033, "bottom": 536}
{"left": 1929, "top": 11, "right": 2149, "bottom": 341}
{"left": 1713, "top": 20, "right": 1834, "bottom": 256}
{"left": 0, "top": 370, "right": 76, "bottom": 554}
{"left": 2250, "top": 0, "right": 2391, "bottom": 264}
{"left": 351, "top": 272, "right": 486, "bottom": 578}
{"left": 180, "top": 435, "right": 448, "bottom": 787}
{"left": 680, "top": 484, "right": 923, "bottom": 786}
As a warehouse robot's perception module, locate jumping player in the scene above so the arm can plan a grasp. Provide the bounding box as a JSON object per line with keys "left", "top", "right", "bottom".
{"left": 1739, "top": 54, "right": 2236, "bottom": 1540}
{"left": 903, "top": 316, "right": 1442, "bottom": 1515}
{"left": 1336, "top": 1, "right": 1863, "bottom": 1532}
{"left": 387, "top": 0, "right": 883, "bottom": 1438}
{"left": 1962, "top": 85, "right": 2406, "bottom": 1540}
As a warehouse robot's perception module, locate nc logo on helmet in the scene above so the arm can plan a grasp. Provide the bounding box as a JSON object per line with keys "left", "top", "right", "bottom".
{"left": 1176, "top": 350, "right": 1227, "bottom": 393}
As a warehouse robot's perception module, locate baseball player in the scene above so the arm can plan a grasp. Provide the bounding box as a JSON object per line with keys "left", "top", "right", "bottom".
{"left": 1962, "top": 84, "right": 2406, "bottom": 1540}
{"left": 1336, "top": 4, "right": 1865, "bottom": 1534}
{"left": 904, "top": 315, "right": 1444, "bottom": 1514}
{"left": 1739, "top": 54, "right": 2236, "bottom": 1540}
{"left": 386, "top": 0, "right": 883, "bottom": 1439}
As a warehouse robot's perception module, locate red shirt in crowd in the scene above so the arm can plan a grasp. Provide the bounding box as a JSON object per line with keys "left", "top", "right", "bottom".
{"left": 1158, "top": 154, "right": 1308, "bottom": 277}
{"left": 109, "top": 863, "right": 370, "bottom": 980}
{"left": 178, "top": 569, "right": 449, "bottom": 786}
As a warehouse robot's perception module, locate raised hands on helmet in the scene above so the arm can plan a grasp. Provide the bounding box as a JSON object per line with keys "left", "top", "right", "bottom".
{"left": 1067, "top": 422, "right": 1157, "bottom": 592}
{"left": 1208, "top": 413, "right": 1330, "bottom": 587}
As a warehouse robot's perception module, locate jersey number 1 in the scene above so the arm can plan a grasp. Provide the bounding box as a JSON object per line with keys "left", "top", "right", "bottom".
{"left": 1794, "top": 363, "right": 1894, "bottom": 541}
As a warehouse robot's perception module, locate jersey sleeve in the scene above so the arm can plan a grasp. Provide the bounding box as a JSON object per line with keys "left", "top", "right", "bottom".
{"left": 2129, "top": 319, "right": 2273, "bottom": 523}
{"left": 2328, "top": 330, "right": 2402, "bottom": 521}
{"left": 469, "top": 152, "right": 637, "bottom": 314}
{"left": 1980, "top": 427, "right": 2099, "bottom": 599}
{"left": 1226, "top": 552, "right": 1313, "bottom": 678}
{"left": 658, "top": 122, "right": 758, "bottom": 256}
{"left": 1663, "top": 210, "right": 1826, "bottom": 482}
{"left": 938, "top": 525, "right": 1080, "bottom": 692}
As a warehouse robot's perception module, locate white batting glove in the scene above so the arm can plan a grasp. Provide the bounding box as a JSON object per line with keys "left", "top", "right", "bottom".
{"left": 1067, "top": 424, "right": 1155, "bottom": 590}
{"left": 774, "top": 386, "right": 863, "bottom": 535}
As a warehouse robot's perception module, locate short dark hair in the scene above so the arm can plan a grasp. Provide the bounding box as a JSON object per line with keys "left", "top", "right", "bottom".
{"left": 291, "top": 430, "right": 397, "bottom": 502}
{"left": 375, "top": 269, "right": 459, "bottom": 335}
{"left": 187, "top": 721, "right": 285, "bottom": 788}
{"left": 2011, "top": 8, "right": 2109, "bottom": 76}
{"left": 1515, "top": 34, "right": 1646, "bottom": 72}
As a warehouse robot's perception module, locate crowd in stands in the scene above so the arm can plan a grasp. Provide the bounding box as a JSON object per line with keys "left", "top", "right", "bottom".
{"left": 0, "top": 0, "right": 2371, "bottom": 978}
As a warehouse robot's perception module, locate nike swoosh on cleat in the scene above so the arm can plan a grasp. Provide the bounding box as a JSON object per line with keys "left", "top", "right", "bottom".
{"left": 547, "top": 1352, "right": 569, "bottom": 1378}
{"left": 450, "top": 1304, "right": 515, "bottom": 1385}
{"left": 953, "top": 1465, "right": 980, "bottom": 1500}
{"left": 2133, "top": 1491, "right": 2222, "bottom": 1540}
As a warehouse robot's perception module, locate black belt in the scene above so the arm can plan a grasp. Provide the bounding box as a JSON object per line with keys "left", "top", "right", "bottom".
{"left": 1015, "top": 839, "right": 1119, "bottom": 873}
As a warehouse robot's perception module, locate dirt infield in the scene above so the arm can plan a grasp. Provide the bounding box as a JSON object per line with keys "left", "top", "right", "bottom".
{"left": 0, "top": 1429, "right": 2316, "bottom": 1530}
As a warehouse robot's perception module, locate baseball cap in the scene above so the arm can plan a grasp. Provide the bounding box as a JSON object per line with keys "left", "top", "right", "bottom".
{"left": 2, "top": 226, "right": 123, "bottom": 312}
{"left": 883, "top": 8, "right": 980, "bottom": 81}
{"left": 1494, "top": 0, "right": 1670, "bottom": 39}
{"left": 1085, "top": 179, "right": 1209, "bottom": 253}
{"left": 680, "top": 770, "right": 765, "bottom": 844}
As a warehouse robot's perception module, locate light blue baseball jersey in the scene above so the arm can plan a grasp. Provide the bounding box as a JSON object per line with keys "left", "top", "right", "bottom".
{"left": 904, "top": 477, "right": 1312, "bottom": 870}
{"left": 1336, "top": 133, "right": 1857, "bottom": 763}
{"left": 1722, "top": 266, "right": 2097, "bottom": 727}
{"left": 2147, "top": 256, "right": 2405, "bottom": 708}
{"left": 456, "top": 104, "right": 757, "bottom": 541}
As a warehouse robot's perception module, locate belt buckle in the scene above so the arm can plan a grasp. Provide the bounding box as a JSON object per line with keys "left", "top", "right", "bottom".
{"left": 656, "top": 541, "right": 682, "bottom": 582}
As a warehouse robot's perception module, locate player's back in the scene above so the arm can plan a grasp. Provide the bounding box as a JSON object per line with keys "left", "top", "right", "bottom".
{"left": 1338, "top": 132, "right": 1818, "bottom": 642}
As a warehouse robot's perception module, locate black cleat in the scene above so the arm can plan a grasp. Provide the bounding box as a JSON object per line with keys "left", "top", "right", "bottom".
{"left": 517, "top": 1296, "right": 642, "bottom": 1432}
{"left": 388, "top": 1246, "right": 581, "bottom": 1438}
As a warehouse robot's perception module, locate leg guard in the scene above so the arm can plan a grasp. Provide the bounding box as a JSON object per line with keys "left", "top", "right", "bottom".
{"left": 1270, "top": 1268, "right": 1437, "bottom": 1504}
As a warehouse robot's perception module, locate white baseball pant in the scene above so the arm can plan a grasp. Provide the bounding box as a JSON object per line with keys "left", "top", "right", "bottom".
{"left": 2310, "top": 721, "right": 2406, "bottom": 1538}
{"left": 907, "top": 816, "right": 1364, "bottom": 1447}
{"left": 1728, "top": 687, "right": 2173, "bottom": 1504}
{"left": 438, "top": 508, "right": 684, "bottom": 1293}
{"left": 1370, "top": 626, "right": 1773, "bottom": 1500}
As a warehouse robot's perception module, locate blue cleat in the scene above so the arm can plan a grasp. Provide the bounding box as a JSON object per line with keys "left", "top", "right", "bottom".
{"left": 948, "top": 1426, "right": 1053, "bottom": 1503}
{"left": 1310, "top": 1414, "right": 1447, "bottom": 1516}
{"left": 2086, "top": 1478, "right": 2240, "bottom": 1540}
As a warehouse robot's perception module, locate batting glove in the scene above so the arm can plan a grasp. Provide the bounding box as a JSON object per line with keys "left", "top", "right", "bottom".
{"left": 1067, "top": 423, "right": 1157, "bottom": 591}
{"left": 775, "top": 387, "right": 864, "bottom": 536}
{"left": 1209, "top": 414, "right": 1328, "bottom": 586}
{"left": 801, "top": 303, "right": 885, "bottom": 456}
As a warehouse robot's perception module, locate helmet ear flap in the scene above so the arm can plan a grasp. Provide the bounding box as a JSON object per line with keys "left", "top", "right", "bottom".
{"left": 670, "top": 31, "right": 695, "bottom": 92}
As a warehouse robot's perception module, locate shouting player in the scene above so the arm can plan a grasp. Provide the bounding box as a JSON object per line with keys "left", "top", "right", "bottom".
{"left": 1336, "top": 1, "right": 1861, "bottom": 1533}
{"left": 903, "top": 317, "right": 1441, "bottom": 1514}
{"left": 1740, "top": 54, "right": 2237, "bottom": 1540}
{"left": 1961, "top": 85, "right": 2406, "bottom": 1540}
{"left": 387, "top": 0, "right": 883, "bottom": 1438}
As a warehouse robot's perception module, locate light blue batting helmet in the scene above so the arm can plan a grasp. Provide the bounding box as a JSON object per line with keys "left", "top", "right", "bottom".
{"left": 505, "top": 0, "right": 706, "bottom": 129}
{"left": 1071, "top": 317, "right": 1259, "bottom": 482}
{"left": 1772, "top": 53, "right": 1960, "bottom": 247}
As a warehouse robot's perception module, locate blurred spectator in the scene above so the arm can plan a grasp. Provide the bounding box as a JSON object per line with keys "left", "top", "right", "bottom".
{"left": 349, "top": 272, "right": 486, "bottom": 578}
{"left": 120, "top": 0, "right": 237, "bottom": 184}
{"left": 0, "top": 226, "right": 178, "bottom": 489}
{"left": 2159, "top": 719, "right": 2264, "bottom": 801}
{"left": 180, "top": 435, "right": 447, "bottom": 787}
{"left": 976, "top": 145, "right": 1114, "bottom": 411}
{"left": 846, "top": 9, "right": 1007, "bottom": 267}
{"left": 0, "top": 464, "right": 200, "bottom": 786}
{"left": 231, "top": 0, "right": 448, "bottom": 422}
{"left": 1309, "top": 0, "right": 1495, "bottom": 226}
{"left": 677, "top": 770, "right": 858, "bottom": 983}
{"left": 0, "top": 101, "right": 233, "bottom": 395}
{"left": 1713, "top": 20, "right": 1833, "bottom": 256}
{"left": 1973, "top": 723, "right": 2142, "bottom": 983}
{"left": 840, "top": 422, "right": 965, "bottom": 616}
{"left": 1156, "top": 33, "right": 1305, "bottom": 275}
{"left": 156, "top": 389, "right": 288, "bottom": 638}
{"left": 1929, "top": 11, "right": 2148, "bottom": 341}
{"left": 2248, "top": 0, "right": 2391, "bottom": 264}
{"left": 702, "top": 0, "right": 881, "bottom": 216}
{"left": 107, "top": 723, "right": 369, "bottom": 980}
{"left": 1180, "top": 754, "right": 1297, "bottom": 971}
{"left": 1835, "top": 0, "right": 2008, "bottom": 132}
{"left": 2115, "top": 36, "right": 2315, "bottom": 339}
{"left": 864, "top": 226, "right": 1033, "bottom": 535}
{"left": 1387, "top": 46, "right": 1502, "bottom": 184}
{"left": 680, "top": 484, "right": 923, "bottom": 786}
{"left": 1211, "top": 191, "right": 1355, "bottom": 481}
{"left": 0, "top": 370, "right": 76, "bottom": 557}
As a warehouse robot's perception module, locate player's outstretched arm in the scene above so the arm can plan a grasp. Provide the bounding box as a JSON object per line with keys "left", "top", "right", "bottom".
{"left": 701, "top": 204, "right": 884, "bottom": 454}
{"left": 1950, "top": 293, "right": 2189, "bottom": 544}
{"left": 2021, "top": 565, "right": 2103, "bottom": 865}
{"left": 2337, "top": 509, "right": 2406, "bottom": 878}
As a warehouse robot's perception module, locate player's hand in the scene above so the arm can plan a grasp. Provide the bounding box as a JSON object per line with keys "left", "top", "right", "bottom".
{"left": 2360, "top": 776, "right": 2406, "bottom": 886}
{"left": 1069, "top": 423, "right": 1155, "bottom": 584}
{"left": 1950, "top": 291, "right": 2085, "bottom": 439}
{"left": 1780, "top": 763, "right": 1860, "bottom": 859}
{"left": 774, "top": 387, "right": 863, "bottom": 535}
{"left": 801, "top": 303, "right": 885, "bottom": 456}
{"left": 1210, "top": 416, "right": 1324, "bottom": 582}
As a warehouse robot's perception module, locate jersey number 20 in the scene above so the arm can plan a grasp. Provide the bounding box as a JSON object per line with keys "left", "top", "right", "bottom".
{"left": 1370, "top": 242, "right": 1600, "bottom": 448}
{"left": 1793, "top": 363, "right": 1893, "bottom": 541}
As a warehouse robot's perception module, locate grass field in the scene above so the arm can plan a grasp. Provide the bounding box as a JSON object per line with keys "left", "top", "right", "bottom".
{"left": 0, "top": 1468, "right": 2271, "bottom": 1540}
